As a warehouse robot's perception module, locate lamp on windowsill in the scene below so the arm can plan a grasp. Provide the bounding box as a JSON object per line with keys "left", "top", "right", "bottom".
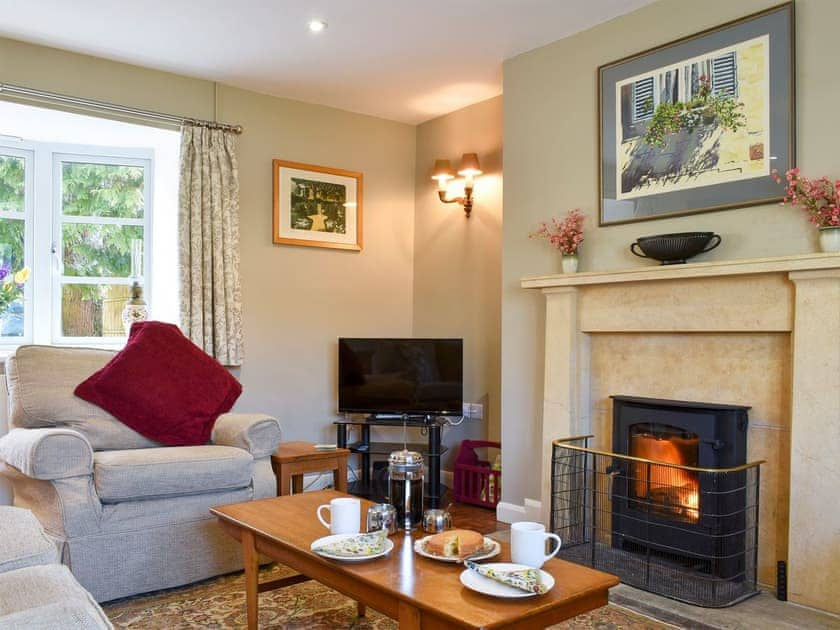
{"left": 121, "top": 239, "right": 148, "bottom": 334}
{"left": 431, "top": 153, "right": 482, "bottom": 217}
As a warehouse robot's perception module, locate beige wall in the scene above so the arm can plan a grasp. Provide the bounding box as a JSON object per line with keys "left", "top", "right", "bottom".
{"left": 414, "top": 96, "right": 503, "bottom": 467}
{"left": 0, "top": 37, "right": 416, "bottom": 447}
{"left": 217, "top": 86, "right": 416, "bottom": 443}
{"left": 501, "top": 0, "right": 840, "bottom": 505}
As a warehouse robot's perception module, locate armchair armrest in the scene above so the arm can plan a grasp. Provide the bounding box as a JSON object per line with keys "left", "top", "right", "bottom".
{"left": 211, "top": 413, "right": 281, "bottom": 458}
{"left": 0, "top": 428, "right": 93, "bottom": 480}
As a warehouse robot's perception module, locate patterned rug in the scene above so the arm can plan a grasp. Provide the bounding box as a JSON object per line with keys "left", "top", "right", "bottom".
{"left": 104, "top": 564, "right": 673, "bottom": 629}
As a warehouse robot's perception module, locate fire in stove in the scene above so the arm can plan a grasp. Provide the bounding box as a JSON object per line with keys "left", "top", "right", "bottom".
{"left": 629, "top": 428, "right": 700, "bottom": 523}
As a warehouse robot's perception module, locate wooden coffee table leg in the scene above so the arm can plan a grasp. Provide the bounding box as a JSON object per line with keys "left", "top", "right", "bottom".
{"left": 243, "top": 530, "right": 259, "bottom": 630}
{"left": 398, "top": 601, "right": 421, "bottom": 629}
{"left": 357, "top": 602, "right": 366, "bottom": 617}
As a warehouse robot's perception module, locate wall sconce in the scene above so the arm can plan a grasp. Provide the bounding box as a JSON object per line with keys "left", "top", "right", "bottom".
{"left": 431, "top": 153, "right": 482, "bottom": 217}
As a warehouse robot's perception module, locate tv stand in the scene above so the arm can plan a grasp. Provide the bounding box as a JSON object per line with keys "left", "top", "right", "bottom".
{"left": 334, "top": 416, "right": 447, "bottom": 508}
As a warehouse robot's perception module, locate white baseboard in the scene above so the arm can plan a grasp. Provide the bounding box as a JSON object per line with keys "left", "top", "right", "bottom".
{"left": 524, "top": 498, "right": 544, "bottom": 522}
{"left": 496, "top": 501, "right": 526, "bottom": 523}
{"left": 496, "top": 499, "right": 544, "bottom": 524}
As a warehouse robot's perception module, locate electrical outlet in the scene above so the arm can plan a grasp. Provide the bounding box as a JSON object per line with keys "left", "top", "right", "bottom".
{"left": 462, "top": 402, "right": 484, "bottom": 419}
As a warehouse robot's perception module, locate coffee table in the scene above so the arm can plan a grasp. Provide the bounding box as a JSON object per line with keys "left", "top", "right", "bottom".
{"left": 211, "top": 490, "right": 618, "bottom": 629}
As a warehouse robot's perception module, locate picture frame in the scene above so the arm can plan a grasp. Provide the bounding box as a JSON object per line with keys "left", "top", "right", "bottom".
{"left": 272, "top": 159, "right": 363, "bottom": 250}
{"left": 598, "top": 2, "right": 795, "bottom": 226}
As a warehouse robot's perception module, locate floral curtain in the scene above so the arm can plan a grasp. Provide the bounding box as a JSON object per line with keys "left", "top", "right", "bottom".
{"left": 178, "top": 123, "right": 243, "bottom": 366}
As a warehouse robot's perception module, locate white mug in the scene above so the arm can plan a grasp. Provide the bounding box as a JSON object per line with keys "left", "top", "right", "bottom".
{"left": 317, "top": 497, "right": 361, "bottom": 535}
{"left": 510, "top": 521, "right": 562, "bottom": 568}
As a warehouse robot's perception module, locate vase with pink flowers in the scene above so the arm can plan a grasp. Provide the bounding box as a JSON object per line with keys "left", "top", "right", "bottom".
{"left": 772, "top": 168, "right": 840, "bottom": 252}
{"left": 530, "top": 209, "right": 585, "bottom": 273}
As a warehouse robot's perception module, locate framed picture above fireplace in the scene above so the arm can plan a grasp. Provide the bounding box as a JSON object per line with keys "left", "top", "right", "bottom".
{"left": 598, "top": 2, "right": 795, "bottom": 226}
{"left": 273, "top": 159, "right": 363, "bottom": 250}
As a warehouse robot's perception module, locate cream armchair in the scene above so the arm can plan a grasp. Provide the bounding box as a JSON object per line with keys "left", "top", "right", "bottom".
{"left": 0, "top": 345, "right": 282, "bottom": 602}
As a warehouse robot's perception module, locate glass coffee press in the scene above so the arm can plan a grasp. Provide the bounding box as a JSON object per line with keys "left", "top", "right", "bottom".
{"left": 388, "top": 418, "right": 424, "bottom": 531}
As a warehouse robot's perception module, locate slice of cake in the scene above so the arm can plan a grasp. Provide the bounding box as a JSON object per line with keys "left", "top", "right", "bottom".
{"left": 426, "top": 529, "right": 484, "bottom": 558}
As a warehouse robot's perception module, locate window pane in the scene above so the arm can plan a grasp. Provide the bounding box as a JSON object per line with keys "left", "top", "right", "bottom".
{"left": 0, "top": 155, "right": 25, "bottom": 214}
{"left": 0, "top": 297, "right": 24, "bottom": 339}
{"left": 0, "top": 217, "right": 25, "bottom": 272}
{"left": 0, "top": 217, "right": 26, "bottom": 341}
{"left": 61, "top": 162, "right": 144, "bottom": 219}
{"left": 61, "top": 284, "right": 131, "bottom": 337}
{"left": 62, "top": 223, "right": 143, "bottom": 277}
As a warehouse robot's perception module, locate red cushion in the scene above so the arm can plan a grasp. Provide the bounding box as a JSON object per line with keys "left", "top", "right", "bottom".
{"left": 75, "top": 321, "right": 242, "bottom": 446}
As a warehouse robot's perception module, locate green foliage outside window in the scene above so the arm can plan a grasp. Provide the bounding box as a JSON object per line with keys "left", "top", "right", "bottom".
{"left": 642, "top": 77, "right": 746, "bottom": 148}
{"left": 0, "top": 156, "right": 26, "bottom": 271}
{"left": 0, "top": 156, "right": 146, "bottom": 337}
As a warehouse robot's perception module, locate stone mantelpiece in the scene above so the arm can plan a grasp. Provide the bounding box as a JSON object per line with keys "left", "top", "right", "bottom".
{"left": 521, "top": 252, "right": 840, "bottom": 289}
{"left": 522, "top": 253, "right": 840, "bottom": 615}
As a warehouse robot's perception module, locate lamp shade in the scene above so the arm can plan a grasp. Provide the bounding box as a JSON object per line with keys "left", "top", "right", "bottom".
{"left": 457, "top": 153, "right": 482, "bottom": 177}
{"left": 431, "top": 159, "right": 455, "bottom": 181}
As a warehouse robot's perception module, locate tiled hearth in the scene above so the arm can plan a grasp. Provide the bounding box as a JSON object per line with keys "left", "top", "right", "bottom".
{"left": 522, "top": 253, "right": 840, "bottom": 615}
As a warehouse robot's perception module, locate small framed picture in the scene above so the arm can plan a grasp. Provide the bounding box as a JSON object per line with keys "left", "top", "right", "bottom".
{"left": 598, "top": 2, "right": 795, "bottom": 226}
{"left": 273, "top": 160, "right": 363, "bottom": 250}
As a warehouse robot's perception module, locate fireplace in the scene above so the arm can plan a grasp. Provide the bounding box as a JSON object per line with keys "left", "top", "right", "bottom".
{"left": 549, "top": 395, "right": 761, "bottom": 606}
{"left": 610, "top": 396, "right": 750, "bottom": 582}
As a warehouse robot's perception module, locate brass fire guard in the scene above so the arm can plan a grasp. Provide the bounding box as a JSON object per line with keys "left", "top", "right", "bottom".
{"left": 551, "top": 436, "right": 763, "bottom": 607}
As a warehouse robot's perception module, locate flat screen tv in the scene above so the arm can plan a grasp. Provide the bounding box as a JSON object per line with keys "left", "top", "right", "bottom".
{"left": 338, "top": 338, "right": 463, "bottom": 416}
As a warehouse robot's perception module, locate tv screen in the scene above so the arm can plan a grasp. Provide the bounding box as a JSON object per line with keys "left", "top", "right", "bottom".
{"left": 338, "top": 338, "right": 463, "bottom": 416}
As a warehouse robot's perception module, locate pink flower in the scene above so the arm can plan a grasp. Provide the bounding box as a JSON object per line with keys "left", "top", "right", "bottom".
{"left": 530, "top": 209, "right": 585, "bottom": 255}
{"left": 772, "top": 168, "right": 840, "bottom": 228}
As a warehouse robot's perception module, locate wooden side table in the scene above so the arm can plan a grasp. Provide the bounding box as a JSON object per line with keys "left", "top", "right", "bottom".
{"left": 270, "top": 441, "right": 350, "bottom": 496}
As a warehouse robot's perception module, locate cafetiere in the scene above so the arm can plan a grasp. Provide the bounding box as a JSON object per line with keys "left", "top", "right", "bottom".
{"left": 388, "top": 449, "right": 424, "bottom": 531}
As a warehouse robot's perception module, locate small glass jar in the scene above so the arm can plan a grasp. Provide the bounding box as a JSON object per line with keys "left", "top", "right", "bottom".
{"left": 388, "top": 450, "right": 424, "bottom": 531}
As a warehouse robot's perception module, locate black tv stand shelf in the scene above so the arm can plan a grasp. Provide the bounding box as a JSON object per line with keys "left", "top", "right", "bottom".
{"left": 334, "top": 417, "right": 447, "bottom": 508}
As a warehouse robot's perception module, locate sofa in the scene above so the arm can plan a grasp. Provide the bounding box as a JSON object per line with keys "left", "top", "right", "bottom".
{"left": 0, "top": 345, "right": 283, "bottom": 602}
{"left": 0, "top": 505, "right": 112, "bottom": 629}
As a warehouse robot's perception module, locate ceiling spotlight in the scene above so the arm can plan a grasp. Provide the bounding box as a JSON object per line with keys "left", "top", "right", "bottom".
{"left": 308, "top": 19, "right": 327, "bottom": 33}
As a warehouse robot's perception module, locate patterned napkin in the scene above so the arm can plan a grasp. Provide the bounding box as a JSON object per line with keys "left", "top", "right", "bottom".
{"left": 465, "top": 560, "right": 549, "bottom": 594}
{"left": 312, "top": 530, "right": 387, "bottom": 558}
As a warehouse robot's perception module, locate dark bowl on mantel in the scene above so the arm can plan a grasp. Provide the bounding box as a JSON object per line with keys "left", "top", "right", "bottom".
{"left": 630, "top": 232, "right": 721, "bottom": 265}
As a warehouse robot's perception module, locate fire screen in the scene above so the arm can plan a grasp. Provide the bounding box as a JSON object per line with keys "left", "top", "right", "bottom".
{"left": 550, "top": 436, "right": 762, "bottom": 607}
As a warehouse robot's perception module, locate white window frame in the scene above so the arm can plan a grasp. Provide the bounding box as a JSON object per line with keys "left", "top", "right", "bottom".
{"left": 0, "top": 139, "right": 153, "bottom": 349}
{"left": 0, "top": 144, "right": 35, "bottom": 346}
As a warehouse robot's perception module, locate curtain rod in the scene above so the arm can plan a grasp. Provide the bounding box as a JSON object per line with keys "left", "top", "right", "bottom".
{"left": 0, "top": 82, "right": 243, "bottom": 134}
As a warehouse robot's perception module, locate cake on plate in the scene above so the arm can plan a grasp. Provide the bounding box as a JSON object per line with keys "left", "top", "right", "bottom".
{"left": 425, "top": 529, "right": 484, "bottom": 558}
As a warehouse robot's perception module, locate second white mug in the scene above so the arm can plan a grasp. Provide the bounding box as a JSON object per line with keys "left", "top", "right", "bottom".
{"left": 317, "top": 497, "right": 361, "bottom": 535}
{"left": 510, "top": 521, "right": 561, "bottom": 568}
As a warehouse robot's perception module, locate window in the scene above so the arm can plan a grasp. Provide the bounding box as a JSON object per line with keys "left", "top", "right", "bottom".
{"left": 632, "top": 76, "right": 655, "bottom": 122}
{"left": 55, "top": 151, "right": 152, "bottom": 342}
{"left": 0, "top": 100, "right": 180, "bottom": 349}
{"left": 711, "top": 52, "right": 738, "bottom": 97}
{"left": 631, "top": 49, "right": 739, "bottom": 128}
{"left": 0, "top": 148, "right": 32, "bottom": 342}
{"left": 0, "top": 140, "right": 152, "bottom": 346}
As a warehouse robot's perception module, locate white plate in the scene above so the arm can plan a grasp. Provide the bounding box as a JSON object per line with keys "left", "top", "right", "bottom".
{"left": 459, "top": 563, "right": 554, "bottom": 598}
{"left": 414, "top": 536, "right": 501, "bottom": 563}
{"left": 310, "top": 533, "right": 394, "bottom": 562}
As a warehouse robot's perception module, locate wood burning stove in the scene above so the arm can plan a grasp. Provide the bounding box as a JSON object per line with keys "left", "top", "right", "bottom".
{"left": 550, "top": 427, "right": 762, "bottom": 607}
{"left": 611, "top": 396, "right": 749, "bottom": 580}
